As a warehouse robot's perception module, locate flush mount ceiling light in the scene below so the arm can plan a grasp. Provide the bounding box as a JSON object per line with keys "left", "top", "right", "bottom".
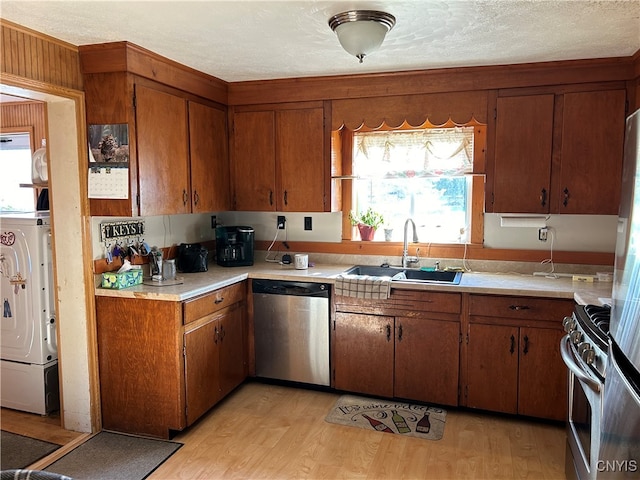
{"left": 328, "top": 10, "right": 396, "bottom": 63}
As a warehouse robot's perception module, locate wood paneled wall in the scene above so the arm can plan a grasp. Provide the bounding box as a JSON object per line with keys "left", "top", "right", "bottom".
{"left": 1, "top": 19, "right": 83, "bottom": 91}
{"left": 1, "top": 101, "right": 47, "bottom": 149}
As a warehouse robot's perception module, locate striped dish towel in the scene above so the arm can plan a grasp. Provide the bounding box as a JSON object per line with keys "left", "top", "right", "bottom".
{"left": 334, "top": 274, "right": 392, "bottom": 300}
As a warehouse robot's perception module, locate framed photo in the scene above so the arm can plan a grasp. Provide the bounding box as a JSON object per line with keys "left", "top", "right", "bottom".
{"left": 88, "top": 124, "right": 129, "bottom": 163}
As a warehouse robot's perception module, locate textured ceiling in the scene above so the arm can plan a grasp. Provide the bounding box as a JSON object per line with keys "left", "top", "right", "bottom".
{"left": 1, "top": 0, "right": 639, "bottom": 83}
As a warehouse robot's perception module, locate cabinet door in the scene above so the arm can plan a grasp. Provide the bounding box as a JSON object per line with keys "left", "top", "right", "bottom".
{"left": 466, "top": 323, "right": 518, "bottom": 414}
{"left": 394, "top": 317, "right": 460, "bottom": 406}
{"left": 135, "top": 84, "right": 190, "bottom": 216}
{"left": 558, "top": 89, "right": 626, "bottom": 214}
{"left": 218, "top": 303, "right": 246, "bottom": 398}
{"left": 276, "top": 107, "right": 326, "bottom": 211}
{"left": 189, "top": 101, "right": 231, "bottom": 212}
{"left": 96, "top": 296, "right": 184, "bottom": 438}
{"left": 334, "top": 312, "right": 394, "bottom": 398}
{"left": 518, "top": 327, "right": 567, "bottom": 421}
{"left": 231, "top": 110, "right": 276, "bottom": 211}
{"left": 184, "top": 317, "right": 221, "bottom": 426}
{"left": 492, "top": 95, "right": 554, "bottom": 213}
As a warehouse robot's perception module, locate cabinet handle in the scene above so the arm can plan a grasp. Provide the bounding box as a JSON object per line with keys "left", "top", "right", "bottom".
{"left": 509, "top": 305, "right": 530, "bottom": 311}
{"left": 386, "top": 324, "right": 391, "bottom": 342}
{"left": 214, "top": 297, "right": 224, "bottom": 304}
{"left": 398, "top": 324, "right": 403, "bottom": 342}
{"left": 523, "top": 335, "right": 529, "bottom": 355}
{"left": 193, "top": 190, "right": 199, "bottom": 206}
{"left": 183, "top": 189, "right": 188, "bottom": 206}
{"left": 214, "top": 326, "right": 219, "bottom": 344}
{"left": 563, "top": 188, "right": 570, "bottom": 207}
{"left": 284, "top": 190, "right": 288, "bottom": 206}
{"left": 269, "top": 190, "right": 273, "bottom": 206}
{"left": 510, "top": 335, "right": 515, "bottom": 354}
{"left": 540, "top": 188, "right": 547, "bottom": 207}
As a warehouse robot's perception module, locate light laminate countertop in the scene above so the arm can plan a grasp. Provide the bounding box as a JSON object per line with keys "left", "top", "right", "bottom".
{"left": 94, "top": 261, "right": 612, "bottom": 305}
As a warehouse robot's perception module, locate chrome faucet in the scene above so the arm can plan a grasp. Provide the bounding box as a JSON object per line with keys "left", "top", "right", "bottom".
{"left": 402, "top": 218, "right": 420, "bottom": 268}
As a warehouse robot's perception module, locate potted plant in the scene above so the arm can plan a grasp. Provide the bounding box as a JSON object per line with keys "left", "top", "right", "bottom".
{"left": 349, "top": 207, "right": 385, "bottom": 241}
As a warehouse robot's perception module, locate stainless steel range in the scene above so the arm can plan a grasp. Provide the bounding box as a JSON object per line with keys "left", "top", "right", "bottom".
{"left": 561, "top": 303, "right": 611, "bottom": 480}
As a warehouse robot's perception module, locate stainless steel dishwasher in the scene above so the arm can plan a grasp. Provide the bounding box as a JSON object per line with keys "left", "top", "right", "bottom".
{"left": 252, "top": 279, "right": 330, "bottom": 386}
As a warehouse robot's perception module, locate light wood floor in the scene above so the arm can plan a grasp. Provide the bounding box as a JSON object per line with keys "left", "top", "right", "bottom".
{"left": 153, "top": 382, "right": 566, "bottom": 480}
{"left": 2, "top": 381, "right": 567, "bottom": 479}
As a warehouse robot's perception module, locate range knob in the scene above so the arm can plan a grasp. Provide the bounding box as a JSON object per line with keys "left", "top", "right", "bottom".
{"left": 570, "top": 330, "right": 583, "bottom": 344}
{"left": 582, "top": 348, "right": 596, "bottom": 365}
{"left": 577, "top": 342, "right": 596, "bottom": 365}
{"left": 562, "top": 316, "right": 576, "bottom": 333}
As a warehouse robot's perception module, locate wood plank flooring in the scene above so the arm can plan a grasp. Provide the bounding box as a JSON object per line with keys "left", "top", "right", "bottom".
{"left": 154, "top": 381, "right": 566, "bottom": 479}
{"left": 2, "top": 381, "right": 567, "bottom": 479}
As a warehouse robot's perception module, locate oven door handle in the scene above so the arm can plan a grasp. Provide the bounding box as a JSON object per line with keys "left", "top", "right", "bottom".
{"left": 560, "top": 335, "right": 602, "bottom": 393}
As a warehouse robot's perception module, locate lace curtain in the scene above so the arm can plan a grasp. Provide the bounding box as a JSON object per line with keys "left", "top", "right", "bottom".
{"left": 354, "top": 127, "right": 474, "bottom": 177}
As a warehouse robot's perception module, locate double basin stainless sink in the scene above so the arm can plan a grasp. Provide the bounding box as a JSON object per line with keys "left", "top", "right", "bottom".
{"left": 343, "top": 265, "right": 463, "bottom": 285}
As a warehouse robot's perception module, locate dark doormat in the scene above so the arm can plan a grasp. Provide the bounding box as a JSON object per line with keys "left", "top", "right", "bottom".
{"left": 43, "top": 431, "right": 182, "bottom": 480}
{"left": 325, "top": 395, "right": 447, "bottom": 440}
{"left": 1, "top": 430, "right": 61, "bottom": 470}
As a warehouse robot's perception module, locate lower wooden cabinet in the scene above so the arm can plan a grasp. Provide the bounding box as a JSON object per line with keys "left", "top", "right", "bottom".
{"left": 334, "top": 290, "right": 461, "bottom": 406}
{"left": 95, "top": 283, "right": 247, "bottom": 439}
{"left": 466, "top": 294, "right": 573, "bottom": 421}
{"left": 184, "top": 302, "right": 245, "bottom": 425}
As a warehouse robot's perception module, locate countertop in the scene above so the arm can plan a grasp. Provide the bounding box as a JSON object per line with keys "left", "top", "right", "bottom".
{"left": 94, "top": 261, "right": 613, "bottom": 305}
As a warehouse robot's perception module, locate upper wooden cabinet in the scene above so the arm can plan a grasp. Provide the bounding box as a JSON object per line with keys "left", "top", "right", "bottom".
{"left": 135, "top": 84, "right": 191, "bottom": 216}
{"left": 80, "top": 43, "right": 229, "bottom": 217}
{"left": 230, "top": 103, "right": 327, "bottom": 212}
{"left": 558, "top": 89, "right": 626, "bottom": 214}
{"left": 489, "top": 86, "right": 627, "bottom": 215}
{"left": 188, "top": 101, "right": 231, "bottom": 213}
{"left": 492, "top": 94, "right": 554, "bottom": 213}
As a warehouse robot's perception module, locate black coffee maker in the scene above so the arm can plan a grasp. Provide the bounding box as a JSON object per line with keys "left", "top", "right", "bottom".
{"left": 215, "top": 226, "right": 255, "bottom": 267}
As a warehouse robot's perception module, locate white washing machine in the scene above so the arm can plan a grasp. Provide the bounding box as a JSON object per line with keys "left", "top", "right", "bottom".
{"left": 0, "top": 212, "right": 59, "bottom": 414}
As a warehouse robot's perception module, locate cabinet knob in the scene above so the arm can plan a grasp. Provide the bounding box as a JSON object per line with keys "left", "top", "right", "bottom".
{"left": 214, "top": 297, "right": 224, "bottom": 304}
{"left": 397, "top": 324, "right": 403, "bottom": 341}
{"left": 269, "top": 190, "right": 273, "bottom": 206}
{"left": 284, "top": 190, "right": 288, "bottom": 206}
{"left": 540, "top": 188, "right": 547, "bottom": 207}
{"left": 386, "top": 324, "right": 391, "bottom": 342}
{"left": 193, "top": 190, "right": 199, "bottom": 206}
{"left": 183, "top": 189, "right": 188, "bottom": 206}
{"left": 563, "top": 188, "right": 570, "bottom": 207}
{"left": 522, "top": 335, "right": 529, "bottom": 355}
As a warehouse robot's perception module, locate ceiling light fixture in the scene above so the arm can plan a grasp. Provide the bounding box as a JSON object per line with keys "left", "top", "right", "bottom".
{"left": 328, "top": 10, "right": 396, "bottom": 63}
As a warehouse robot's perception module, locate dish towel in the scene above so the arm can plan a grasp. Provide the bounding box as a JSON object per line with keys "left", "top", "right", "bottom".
{"left": 334, "top": 274, "right": 391, "bottom": 300}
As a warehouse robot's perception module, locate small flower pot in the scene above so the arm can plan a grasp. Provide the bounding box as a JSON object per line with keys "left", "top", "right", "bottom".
{"left": 358, "top": 224, "right": 376, "bottom": 241}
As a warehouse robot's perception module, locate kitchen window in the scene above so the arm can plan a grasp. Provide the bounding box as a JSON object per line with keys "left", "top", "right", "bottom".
{"left": 0, "top": 132, "right": 36, "bottom": 213}
{"left": 340, "top": 123, "right": 485, "bottom": 243}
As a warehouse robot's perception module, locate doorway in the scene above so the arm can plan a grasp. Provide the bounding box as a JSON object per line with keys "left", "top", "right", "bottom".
{"left": 0, "top": 77, "right": 98, "bottom": 437}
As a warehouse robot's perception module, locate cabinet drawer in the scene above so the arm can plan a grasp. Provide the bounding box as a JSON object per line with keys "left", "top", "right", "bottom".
{"left": 335, "top": 289, "right": 461, "bottom": 315}
{"left": 469, "top": 294, "right": 572, "bottom": 322}
{"left": 183, "top": 282, "right": 246, "bottom": 324}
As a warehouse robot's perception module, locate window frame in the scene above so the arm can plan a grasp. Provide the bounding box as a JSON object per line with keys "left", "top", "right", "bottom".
{"left": 339, "top": 120, "right": 485, "bottom": 246}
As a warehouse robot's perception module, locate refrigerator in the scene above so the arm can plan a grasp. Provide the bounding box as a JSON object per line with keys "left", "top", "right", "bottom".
{"left": 0, "top": 212, "right": 59, "bottom": 415}
{"left": 598, "top": 108, "right": 640, "bottom": 478}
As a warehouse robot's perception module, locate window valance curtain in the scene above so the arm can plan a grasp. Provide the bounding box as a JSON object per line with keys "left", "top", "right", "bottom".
{"left": 331, "top": 91, "right": 488, "bottom": 131}
{"left": 354, "top": 127, "right": 474, "bottom": 177}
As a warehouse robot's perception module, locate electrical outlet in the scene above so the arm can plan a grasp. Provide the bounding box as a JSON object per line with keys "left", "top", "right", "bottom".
{"left": 304, "top": 216, "right": 312, "bottom": 231}
{"left": 538, "top": 227, "right": 548, "bottom": 242}
{"left": 277, "top": 215, "right": 286, "bottom": 229}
